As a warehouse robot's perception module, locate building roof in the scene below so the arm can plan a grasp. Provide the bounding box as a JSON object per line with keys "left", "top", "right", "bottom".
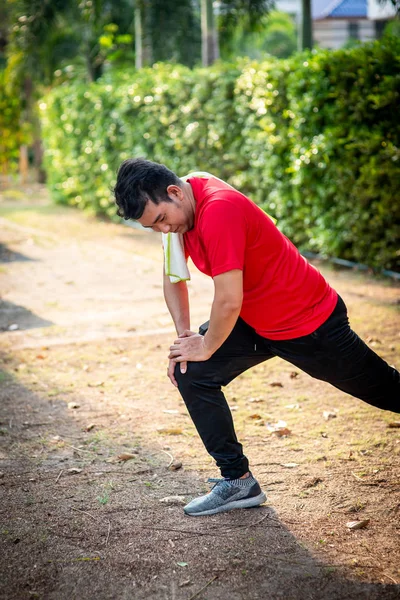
{"left": 312, "top": 0, "right": 368, "bottom": 19}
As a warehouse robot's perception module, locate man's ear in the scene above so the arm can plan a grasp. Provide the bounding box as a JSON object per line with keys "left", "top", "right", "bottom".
{"left": 166, "top": 184, "right": 184, "bottom": 201}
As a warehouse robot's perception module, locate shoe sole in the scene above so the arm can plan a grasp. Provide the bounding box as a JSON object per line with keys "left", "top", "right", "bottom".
{"left": 184, "top": 492, "right": 267, "bottom": 517}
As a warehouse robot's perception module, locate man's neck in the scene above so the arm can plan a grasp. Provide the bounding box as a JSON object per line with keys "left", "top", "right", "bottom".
{"left": 182, "top": 181, "right": 196, "bottom": 230}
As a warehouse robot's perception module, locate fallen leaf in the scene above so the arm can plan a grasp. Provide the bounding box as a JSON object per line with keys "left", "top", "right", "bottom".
{"left": 169, "top": 461, "right": 182, "bottom": 471}
{"left": 36, "top": 354, "right": 46, "bottom": 360}
{"left": 84, "top": 423, "right": 95, "bottom": 432}
{"left": 87, "top": 381, "right": 104, "bottom": 387}
{"left": 346, "top": 519, "right": 370, "bottom": 530}
{"left": 179, "top": 579, "right": 191, "bottom": 587}
{"left": 272, "top": 427, "right": 292, "bottom": 437}
{"left": 281, "top": 463, "right": 299, "bottom": 468}
{"left": 229, "top": 405, "right": 239, "bottom": 411}
{"left": 117, "top": 453, "right": 136, "bottom": 462}
{"left": 248, "top": 397, "right": 263, "bottom": 403}
{"left": 8, "top": 324, "right": 19, "bottom": 331}
{"left": 163, "top": 409, "right": 179, "bottom": 414}
{"left": 304, "top": 477, "right": 322, "bottom": 489}
{"left": 285, "top": 403, "right": 300, "bottom": 410}
{"left": 177, "top": 562, "right": 188, "bottom": 567}
{"left": 68, "top": 468, "right": 82, "bottom": 474}
{"left": 68, "top": 402, "right": 80, "bottom": 410}
{"left": 159, "top": 496, "right": 186, "bottom": 505}
{"left": 157, "top": 427, "right": 183, "bottom": 435}
{"left": 270, "top": 381, "right": 283, "bottom": 388}
{"left": 290, "top": 372, "right": 299, "bottom": 379}
{"left": 248, "top": 413, "right": 263, "bottom": 420}
{"left": 387, "top": 421, "right": 400, "bottom": 428}
{"left": 323, "top": 411, "right": 337, "bottom": 421}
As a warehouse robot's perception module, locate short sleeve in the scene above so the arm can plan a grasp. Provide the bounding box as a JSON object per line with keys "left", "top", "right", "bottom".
{"left": 198, "top": 200, "right": 246, "bottom": 277}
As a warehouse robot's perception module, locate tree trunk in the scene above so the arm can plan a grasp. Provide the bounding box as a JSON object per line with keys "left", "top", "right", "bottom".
{"left": 33, "top": 137, "right": 46, "bottom": 183}
{"left": 19, "top": 145, "right": 29, "bottom": 184}
{"left": 301, "top": 0, "right": 313, "bottom": 50}
{"left": 142, "top": 0, "right": 153, "bottom": 66}
{"left": 201, "top": 0, "right": 219, "bottom": 66}
{"left": 135, "top": 6, "right": 143, "bottom": 68}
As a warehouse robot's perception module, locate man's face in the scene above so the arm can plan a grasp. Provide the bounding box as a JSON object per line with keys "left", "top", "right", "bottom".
{"left": 138, "top": 188, "right": 193, "bottom": 234}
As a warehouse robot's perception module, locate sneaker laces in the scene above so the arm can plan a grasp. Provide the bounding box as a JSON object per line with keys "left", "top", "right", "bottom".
{"left": 207, "top": 477, "right": 231, "bottom": 491}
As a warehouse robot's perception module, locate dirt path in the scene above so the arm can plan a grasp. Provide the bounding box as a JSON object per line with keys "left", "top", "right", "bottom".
{"left": 1, "top": 185, "right": 399, "bottom": 599}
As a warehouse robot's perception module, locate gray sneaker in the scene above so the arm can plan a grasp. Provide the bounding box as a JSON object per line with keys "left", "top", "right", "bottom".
{"left": 184, "top": 474, "right": 267, "bottom": 517}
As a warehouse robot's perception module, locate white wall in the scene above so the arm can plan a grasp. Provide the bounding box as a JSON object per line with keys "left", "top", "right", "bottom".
{"left": 368, "top": 0, "right": 397, "bottom": 19}
{"left": 313, "top": 19, "right": 377, "bottom": 49}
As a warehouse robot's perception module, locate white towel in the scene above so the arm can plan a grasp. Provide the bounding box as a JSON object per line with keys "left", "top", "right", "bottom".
{"left": 162, "top": 171, "right": 277, "bottom": 283}
{"left": 163, "top": 231, "right": 190, "bottom": 283}
{"left": 162, "top": 171, "right": 216, "bottom": 283}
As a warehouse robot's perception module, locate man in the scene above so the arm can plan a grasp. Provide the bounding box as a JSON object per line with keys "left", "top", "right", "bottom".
{"left": 113, "top": 158, "right": 399, "bottom": 517}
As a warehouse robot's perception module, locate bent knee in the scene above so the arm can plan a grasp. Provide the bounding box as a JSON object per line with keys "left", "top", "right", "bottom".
{"left": 174, "top": 360, "right": 219, "bottom": 391}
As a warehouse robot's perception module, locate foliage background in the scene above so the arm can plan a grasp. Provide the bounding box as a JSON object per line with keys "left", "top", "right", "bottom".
{"left": 39, "top": 36, "right": 400, "bottom": 271}
{"left": 0, "top": 69, "right": 29, "bottom": 174}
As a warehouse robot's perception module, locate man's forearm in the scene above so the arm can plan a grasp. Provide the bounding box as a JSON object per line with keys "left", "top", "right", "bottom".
{"left": 202, "top": 270, "right": 243, "bottom": 356}
{"left": 167, "top": 270, "right": 243, "bottom": 365}
{"left": 163, "top": 274, "right": 190, "bottom": 335}
{"left": 203, "top": 298, "right": 241, "bottom": 356}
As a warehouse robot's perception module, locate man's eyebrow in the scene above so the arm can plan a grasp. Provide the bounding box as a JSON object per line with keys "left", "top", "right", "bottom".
{"left": 143, "top": 214, "right": 162, "bottom": 228}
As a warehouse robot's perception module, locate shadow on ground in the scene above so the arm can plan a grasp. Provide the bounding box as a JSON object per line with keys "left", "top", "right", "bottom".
{"left": 0, "top": 365, "right": 399, "bottom": 600}
{"left": 0, "top": 299, "right": 53, "bottom": 332}
{"left": 0, "top": 242, "right": 37, "bottom": 264}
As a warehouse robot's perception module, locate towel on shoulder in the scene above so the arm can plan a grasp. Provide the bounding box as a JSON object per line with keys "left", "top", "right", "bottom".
{"left": 163, "top": 171, "right": 220, "bottom": 283}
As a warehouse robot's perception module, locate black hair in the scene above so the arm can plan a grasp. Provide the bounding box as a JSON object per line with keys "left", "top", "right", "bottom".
{"left": 113, "top": 158, "right": 181, "bottom": 220}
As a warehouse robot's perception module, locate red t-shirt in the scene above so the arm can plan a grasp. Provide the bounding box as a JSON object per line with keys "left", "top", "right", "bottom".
{"left": 184, "top": 176, "right": 338, "bottom": 340}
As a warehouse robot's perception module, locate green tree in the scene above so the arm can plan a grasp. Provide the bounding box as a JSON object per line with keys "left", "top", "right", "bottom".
{"left": 220, "top": 11, "right": 297, "bottom": 59}
{"left": 5, "top": 0, "right": 136, "bottom": 86}
{"left": 201, "top": 0, "right": 273, "bottom": 65}
{"left": 148, "top": 0, "right": 201, "bottom": 67}
{"left": 4, "top": 0, "right": 136, "bottom": 179}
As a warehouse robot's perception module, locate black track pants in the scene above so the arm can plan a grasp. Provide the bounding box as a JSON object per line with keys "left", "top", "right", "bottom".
{"left": 175, "top": 296, "right": 400, "bottom": 479}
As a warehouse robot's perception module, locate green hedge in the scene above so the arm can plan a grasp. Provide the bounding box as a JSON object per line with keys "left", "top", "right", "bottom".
{"left": 40, "top": 36, "right": 400, "bottom": 271}
{"left": 0, "top": 71, "right": 28, "bottom": 173}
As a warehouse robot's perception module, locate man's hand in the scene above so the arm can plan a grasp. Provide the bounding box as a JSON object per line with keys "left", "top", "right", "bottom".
{"left": 167, "top": 358, "right": 179, "bottom": 387}
{"left": 168, "top": 331, "right": 212, "bottom": 363}
{"left": 167, "top": 330, "right": 196, "bottom": 386}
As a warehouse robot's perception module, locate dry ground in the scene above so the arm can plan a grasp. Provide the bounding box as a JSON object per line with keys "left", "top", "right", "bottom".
{"left": 0, "top": 184, "right": 399, "bottom": 600}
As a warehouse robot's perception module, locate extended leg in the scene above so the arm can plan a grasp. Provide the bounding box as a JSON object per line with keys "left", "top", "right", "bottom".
{"left": 266, "top": 296, "right": 400, "bottom": 413}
